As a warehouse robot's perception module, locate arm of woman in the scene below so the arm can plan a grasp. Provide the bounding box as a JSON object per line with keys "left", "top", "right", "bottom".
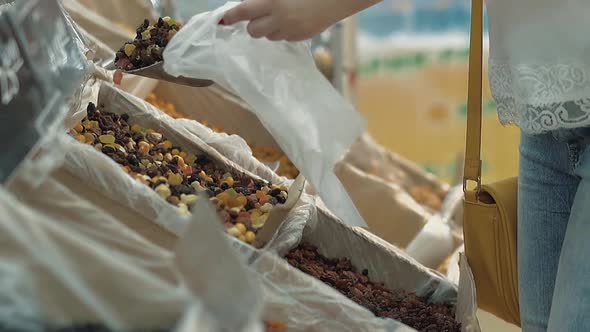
{"left": 221, "top": 0, "right": 381, "bottom": 41}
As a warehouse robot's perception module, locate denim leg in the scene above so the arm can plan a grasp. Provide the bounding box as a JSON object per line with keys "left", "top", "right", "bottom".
{"left": 518, "top": 133, "right": 579, "bottom": 332}
{"left": 547, "top": 145, "right": 590, "bottom": 331}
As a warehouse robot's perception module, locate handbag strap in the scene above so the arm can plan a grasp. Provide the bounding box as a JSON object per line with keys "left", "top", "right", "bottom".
{"left": 463, "top": 0, "right": 484, "bottom": 202}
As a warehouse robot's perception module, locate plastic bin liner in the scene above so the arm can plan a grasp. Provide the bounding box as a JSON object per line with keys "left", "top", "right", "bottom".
{"left": 1, "top": 171, "right": 265, "bottom": 331}
{"left": 0, "top": 0, "right": 89, "bottom": 185}
{"left": 163, "top": 2, "right": 367, "bottom": 227}
{"left": 230, "top": 203, "right": 480, "bottom": 332}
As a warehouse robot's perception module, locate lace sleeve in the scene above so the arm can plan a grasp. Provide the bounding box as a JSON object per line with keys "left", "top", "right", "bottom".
{"left": 489, "top": 59, "right": 590, "bottom": 134}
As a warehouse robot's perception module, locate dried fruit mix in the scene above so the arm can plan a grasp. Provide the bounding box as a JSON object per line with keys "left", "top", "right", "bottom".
{"left": 70, "top": 103, "right": 289, "bottom": 244}
{"left": 286, "top": 243, "right": 460, "bottom": 332}
{"left": 409, "top": 185, "right": 443, "bottom": 211}
{"left": 145, "top": 93, "right": 187, "bottom": 119}
{"left": 115, "top": 17, "right": 181, "bottom": 71}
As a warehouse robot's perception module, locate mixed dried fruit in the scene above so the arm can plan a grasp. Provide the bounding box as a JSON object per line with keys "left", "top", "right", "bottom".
{"left": 263, "top": 321, "right": 288, "bottom": 332}
{"left": 115, "top": 17, "right": 181, "bottom": 71}
{"left": 409, "top": 185, "right": 443, "bottom": 211}
{"left": 252, "top": 146, "right": 300, "bottom": 179}
{"left": 146, "top": 93, "right": 300, "bottom": 178}
{"left": 145, "top": 93, "right": 187, "bottom": 119}
{"left": 70, "top": 103, "right": 288, "bottom": 244}
{"left": 286, "top": 243, "right": 460, "bottom": 332}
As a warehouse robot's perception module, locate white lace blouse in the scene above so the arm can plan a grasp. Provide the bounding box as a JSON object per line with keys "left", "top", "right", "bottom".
{"left": 486, "top": 0, "right": 590, "bottom": 134}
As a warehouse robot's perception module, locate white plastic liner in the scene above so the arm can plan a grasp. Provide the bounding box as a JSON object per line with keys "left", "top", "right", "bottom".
{"left": 1, "top": 168, "right": 265, "bottom": 331}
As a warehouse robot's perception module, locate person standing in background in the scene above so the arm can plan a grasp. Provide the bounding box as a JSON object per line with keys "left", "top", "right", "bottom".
{"left": 222, "top": 1, "right": 590, "bottom": 331}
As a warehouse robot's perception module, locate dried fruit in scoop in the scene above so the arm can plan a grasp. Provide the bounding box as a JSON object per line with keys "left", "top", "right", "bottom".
{"left": 115, "top": 17, "right": 182, "bottom": 71}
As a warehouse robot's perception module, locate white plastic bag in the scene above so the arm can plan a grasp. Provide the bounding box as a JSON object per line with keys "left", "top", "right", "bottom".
{"left": 405, "top": 185, "right": 464, "bottom": 268}
{"left": 405, "top": 215, "right": 462, "bottom": 269}
{"left": 163, "top": 2, "right": 367, "bottom": 227}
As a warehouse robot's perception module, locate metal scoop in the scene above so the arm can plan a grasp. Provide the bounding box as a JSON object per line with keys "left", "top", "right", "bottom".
{"left": 106, "top": 60, "right": 214, "bottom": 87}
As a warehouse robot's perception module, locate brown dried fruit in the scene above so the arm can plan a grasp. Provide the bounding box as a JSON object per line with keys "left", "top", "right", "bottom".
{"left": 286, "top": 243, "right": 460, "bottom": 332}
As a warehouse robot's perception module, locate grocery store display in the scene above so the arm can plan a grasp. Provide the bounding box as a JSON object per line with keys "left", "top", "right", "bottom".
{"left": 145, "top": 93, "right": 300, "bottom": 179}
{"left": 70, "top": 101, "right": 288, "bottom": 244}
{"left": 115, "top": 17, "right": 181, "bottom": 71}
{"left": 2, "top": 1, "right": 487, "bottom": 330}
{"left": 286, "top": 243, "right": 460, "bottom": 332}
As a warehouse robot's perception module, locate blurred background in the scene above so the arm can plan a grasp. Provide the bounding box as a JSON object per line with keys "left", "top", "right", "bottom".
{"left": 355, "top": 0, "right": 519, "bottom": 185}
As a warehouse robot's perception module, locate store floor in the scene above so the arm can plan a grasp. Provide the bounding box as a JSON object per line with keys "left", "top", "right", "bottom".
{"left": 478, "top": 310, "right": 520, "bottom": 332}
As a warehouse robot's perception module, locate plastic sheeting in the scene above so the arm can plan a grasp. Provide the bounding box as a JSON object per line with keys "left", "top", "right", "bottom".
{"left": 1, "top": 167, "right": 266, "bottom": 331}
{"left": 0, "top": 0, "right": 90, "bottom": 185}
{"left": 163, "top": 2, "right": 367, "bottom": 228}
{"left": 405, "top": 184, "right": 464, "bottom": 269}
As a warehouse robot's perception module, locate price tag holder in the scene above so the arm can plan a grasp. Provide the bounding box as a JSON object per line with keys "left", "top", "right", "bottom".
{"left": 0, "top": 0, "right": 87, "bottom": 184}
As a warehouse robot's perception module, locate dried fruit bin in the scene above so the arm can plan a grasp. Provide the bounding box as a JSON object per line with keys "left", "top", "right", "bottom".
{"left": 263, "top": 205, "right": 479, "bottom": 332}
{"left": 345, "top": 134, "right": 449, "bottom": 213}
{"left": 229, "top": 237, "right": 417, "bottom": 332}
{"left": 63, "top": 82, "right": 298, "bottom": 247}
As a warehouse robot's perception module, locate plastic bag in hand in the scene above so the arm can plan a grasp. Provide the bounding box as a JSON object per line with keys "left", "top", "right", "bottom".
{"left": 163, "top": 2, "right": 367, "bottom": 227}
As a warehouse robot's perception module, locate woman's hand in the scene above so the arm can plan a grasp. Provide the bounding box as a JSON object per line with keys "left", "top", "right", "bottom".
{"left": 221, "top": 0, "right": 380, "bottom": 42}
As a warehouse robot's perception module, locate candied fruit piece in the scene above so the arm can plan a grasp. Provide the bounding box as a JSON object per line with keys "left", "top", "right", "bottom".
{"left": 235, "top": 223, "right": 247, "bottom": 234}
{"left": 99, "top": 134, "right": 116, "bottom": 145}
{"left": 168, "top": 173, "right": 183, "bottom": 186}
{"left": 155, "top": 184, "right": 171, "bottom": 199}
{"left": 245, "top": 231, "right": 256, "bottom": 243}
{"left": 124, "top": 44, "right": 136, "bottom": 57}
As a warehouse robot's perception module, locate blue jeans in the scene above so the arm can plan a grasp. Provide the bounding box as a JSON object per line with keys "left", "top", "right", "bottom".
{"left": 519, "top": 128, "right": 590, "bottom": 332}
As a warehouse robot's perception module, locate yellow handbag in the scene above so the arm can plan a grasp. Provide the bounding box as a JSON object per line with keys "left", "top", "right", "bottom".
{"left": 462, "top": 0, "right": 520, "bottom": 326}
